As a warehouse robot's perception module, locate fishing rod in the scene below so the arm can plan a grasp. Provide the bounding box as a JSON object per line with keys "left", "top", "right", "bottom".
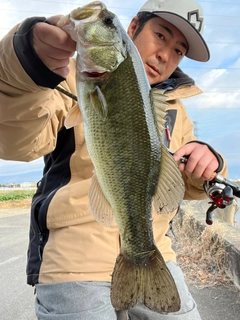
{"left": 168, "top": 149, "right": 240, "bottom": 225}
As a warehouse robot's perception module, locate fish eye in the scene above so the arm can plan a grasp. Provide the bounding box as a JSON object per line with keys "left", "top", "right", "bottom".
{"left": 104, "top": 16, "right": 113, "bottom": 25}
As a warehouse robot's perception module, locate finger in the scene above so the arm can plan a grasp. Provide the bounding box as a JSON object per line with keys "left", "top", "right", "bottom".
{"left": 173, "top": 149, "right": 187, "bottom": 162}
{"left": 201, "top": 160, "right": 219, "bottom": 180}
{"left": 208, "top": 172, "right": 217, "bottom": 181}
{"left": 38, "top": 44, "right": 74, "bottom": 61}
{"left": 41, "top": 55, "right": 70, "bottom": 72}
{"left": 33, "top": 22, "right": 75, "bottom": 76}
{"left": 34, "top": 22, "right": 76, "bottom": 53}
{"left": 46, "top": 15, "right": 64, "bottom": 26}
{"left": 173, "top": 143, "right": 196, "bottom": 162}
{"left": 177, "top": 162, "right": 186, "bottom": 172}
{"left": 184, "top": 152, "right": 204, "bottom": 177}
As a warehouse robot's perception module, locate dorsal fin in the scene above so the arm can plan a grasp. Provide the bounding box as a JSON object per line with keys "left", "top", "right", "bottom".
{"left": 150, "top": 88, "right": 185, "bottom": 214}
{"left": 153, "top": 144, "right": 185, "bottom": 214}
{"left": 150, "top": 88, "right": 168, "bottom": 140}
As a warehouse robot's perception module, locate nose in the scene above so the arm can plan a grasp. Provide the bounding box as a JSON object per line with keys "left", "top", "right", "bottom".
{"left": 157, "top": 45, "right": 170, "bottom": 63}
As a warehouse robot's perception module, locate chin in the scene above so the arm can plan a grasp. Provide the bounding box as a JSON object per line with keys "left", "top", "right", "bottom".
{"left": 149, "top": 78, "right": 162, "bottom": 86}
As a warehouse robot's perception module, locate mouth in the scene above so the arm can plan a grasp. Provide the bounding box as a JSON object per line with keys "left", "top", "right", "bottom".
{"left": 147, "top": 64, "right": 160, "bottom": 75}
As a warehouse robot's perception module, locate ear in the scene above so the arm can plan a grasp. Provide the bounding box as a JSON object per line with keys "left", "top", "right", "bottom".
{"left": 127, "top": 16, "right": 139, "bottom": 39}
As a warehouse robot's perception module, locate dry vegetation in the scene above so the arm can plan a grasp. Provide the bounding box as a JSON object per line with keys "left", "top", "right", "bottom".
{"left": 170, "top": 205, "right": 233, "bottom": 288}
{"left": 0, "top": 198, "right": 32, "bottom": 209}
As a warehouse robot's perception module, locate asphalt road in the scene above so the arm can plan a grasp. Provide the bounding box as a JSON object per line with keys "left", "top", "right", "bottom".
{"left": 0, "top": 209, "right": 35, "bottom": 319}
{"left": 0, "top": 209, "right": 240, "bottom": 320}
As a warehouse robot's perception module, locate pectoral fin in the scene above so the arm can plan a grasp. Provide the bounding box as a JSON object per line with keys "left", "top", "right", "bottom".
{"left": 64, "top": 104, "right": 82, "bottom": 129}
{"left": 89, "top": 173, "right": 115, "bottom": 226}
{"left": 153, "top": 144, "right": 185, "bottom": 214}
{"left": 90, "top": 86, "right": 108, "bottom": 120}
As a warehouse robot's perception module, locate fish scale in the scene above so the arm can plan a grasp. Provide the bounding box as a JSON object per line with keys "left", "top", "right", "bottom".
{"left": 59, "top": 0, "right": 185, "bottom": 313}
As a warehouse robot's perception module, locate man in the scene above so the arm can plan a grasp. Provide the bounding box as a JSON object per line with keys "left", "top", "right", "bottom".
{"left": 0, "top": 0, "right": 227, "bottom": 319}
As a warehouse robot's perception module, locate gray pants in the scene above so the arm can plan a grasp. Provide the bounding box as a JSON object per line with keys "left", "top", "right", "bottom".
{"left": 35, "top": 262, "right": 201, "bottom": 320}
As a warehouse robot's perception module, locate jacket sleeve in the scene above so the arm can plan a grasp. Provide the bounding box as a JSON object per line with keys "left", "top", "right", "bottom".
{"left": 170, "top": 99, "right": 228, "bottom": 200}
{"left": 0, "top": 18, "right": 77, "bottom": 162}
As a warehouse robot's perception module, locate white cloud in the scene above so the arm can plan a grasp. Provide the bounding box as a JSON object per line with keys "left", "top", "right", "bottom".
{"left": 189, "top": 91, "right": 240, "bottom": 109}
{"left": 231, "top": 56, "right": 240, "bottom": 69}
{"left": 199, "top": 68, "right": 227, "bottom": 87}
{"left": 0, "top": 157, "right": 44, "bottom": 176}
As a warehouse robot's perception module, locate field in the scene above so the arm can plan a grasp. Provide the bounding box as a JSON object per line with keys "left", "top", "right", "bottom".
{"left": 0, "top": 189, "right": 35, "bottom": 209}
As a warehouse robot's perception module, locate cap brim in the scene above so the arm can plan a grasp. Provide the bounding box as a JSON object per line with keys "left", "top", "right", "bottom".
{"left": 153, "top": 12, "right": 210, "bottom": 62}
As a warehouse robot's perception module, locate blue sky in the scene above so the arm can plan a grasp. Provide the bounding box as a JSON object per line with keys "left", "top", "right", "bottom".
{"left": 0, "top": 0, "right": 240, "bottom": 179}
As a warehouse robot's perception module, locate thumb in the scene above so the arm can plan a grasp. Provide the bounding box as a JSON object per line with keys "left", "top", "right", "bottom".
{"left": 46, "top": 15, "right": 64, "bottom": 26}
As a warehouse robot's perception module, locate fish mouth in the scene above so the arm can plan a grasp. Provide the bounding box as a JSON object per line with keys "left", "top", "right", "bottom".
{"left": 83, "top": 71, "right": 108, "bottom": 78}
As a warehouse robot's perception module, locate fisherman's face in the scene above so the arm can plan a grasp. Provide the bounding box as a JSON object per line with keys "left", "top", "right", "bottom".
{"left": 128, "top": 16, "right": 188, "bottom": 85}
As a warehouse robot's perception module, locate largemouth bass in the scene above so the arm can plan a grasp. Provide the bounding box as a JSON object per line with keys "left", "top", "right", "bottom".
{"left": 58, "top": 1, "right": 184, "bottom": 313}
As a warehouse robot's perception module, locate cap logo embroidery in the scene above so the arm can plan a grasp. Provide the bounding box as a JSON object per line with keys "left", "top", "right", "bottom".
{"left": 188, "top": 10, "right": 203, "bottom": 32}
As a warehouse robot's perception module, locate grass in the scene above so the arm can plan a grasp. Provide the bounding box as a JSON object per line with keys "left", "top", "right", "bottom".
{"left": 0, "top": 189, "right": 35, "bottom": 209}
{"left": 0, "top": 189, "right": 35, "bottom": 201}
{"left": 170, "top": 204, "right": 233, "bottom": 288}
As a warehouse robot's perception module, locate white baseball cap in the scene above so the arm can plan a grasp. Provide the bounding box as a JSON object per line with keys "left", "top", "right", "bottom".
{"left": 138, "top": 0, "right": 210, "bottom": 62}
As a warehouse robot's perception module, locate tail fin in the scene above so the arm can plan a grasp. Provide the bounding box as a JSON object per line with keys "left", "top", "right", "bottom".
{"left": 110, "top": 246, "right": 180, "bottom": 313}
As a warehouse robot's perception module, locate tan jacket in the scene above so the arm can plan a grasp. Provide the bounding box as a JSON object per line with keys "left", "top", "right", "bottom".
{"left": 0, "top": 23, "right": 227, "bottom": 285}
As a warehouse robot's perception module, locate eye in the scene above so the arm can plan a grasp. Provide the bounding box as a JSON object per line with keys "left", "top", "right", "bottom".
{"left": 104, "top": 16, "right": 113, "bottom": 25}
{"left": 156, "top": 33, "right": 164, "bottom": 40}
{"left": 176, "top": 49, "right": 183, "bottom": 56}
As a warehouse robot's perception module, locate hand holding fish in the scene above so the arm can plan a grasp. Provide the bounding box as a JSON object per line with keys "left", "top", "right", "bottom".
{"left": 33, "top": 16, "right": 76, "bottom": 77}
{"left": 173, "top": 142, "right": 219, "bottom": 180}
